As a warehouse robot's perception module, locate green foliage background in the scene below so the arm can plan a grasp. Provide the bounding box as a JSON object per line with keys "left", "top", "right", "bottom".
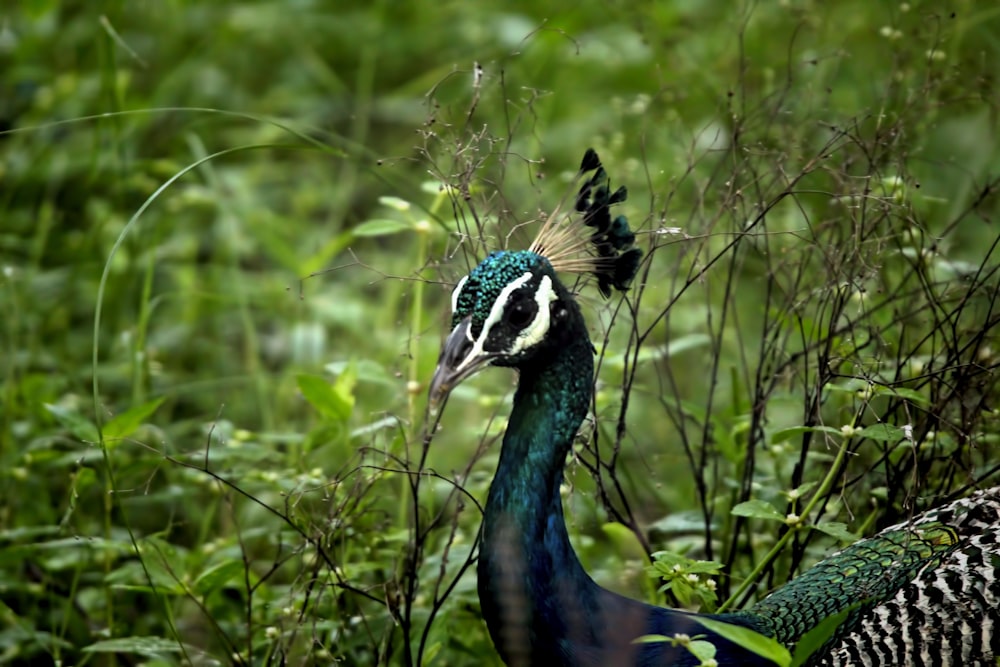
{"left": 2, "top": 1, "right": 999, "bottom": 665}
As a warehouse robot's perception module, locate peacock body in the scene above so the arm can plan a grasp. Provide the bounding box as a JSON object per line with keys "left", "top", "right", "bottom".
{"left": 428, "top": 150, "right": 1000, "bottom": 666}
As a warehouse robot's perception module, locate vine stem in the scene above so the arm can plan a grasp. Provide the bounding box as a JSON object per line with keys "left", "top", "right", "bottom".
{"left": 718, "top": 431, "right": 851, "bottom": 612}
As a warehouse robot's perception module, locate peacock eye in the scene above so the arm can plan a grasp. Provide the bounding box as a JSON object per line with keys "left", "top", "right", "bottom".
{"left": 505, "top": 296, "right": 537, "bottom": 331}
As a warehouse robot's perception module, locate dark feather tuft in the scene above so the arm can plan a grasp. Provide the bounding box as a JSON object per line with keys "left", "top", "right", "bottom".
{"left": 609, "top": 215, "right": 635, "bottom": 249}
{"left": 579, "top": 148, "right": 601, "bottom": 173}
{"left": 576, "top": 149, "right": 643, "bottom": 297}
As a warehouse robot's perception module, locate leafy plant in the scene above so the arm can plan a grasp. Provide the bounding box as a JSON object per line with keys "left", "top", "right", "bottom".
{"left": 2, "top": 1, "right": 999, "bottom": 665}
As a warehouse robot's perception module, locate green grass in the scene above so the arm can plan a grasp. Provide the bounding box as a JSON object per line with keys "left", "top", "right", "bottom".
{"left": 2, "top": 1, "right": 999, "bottom": 665}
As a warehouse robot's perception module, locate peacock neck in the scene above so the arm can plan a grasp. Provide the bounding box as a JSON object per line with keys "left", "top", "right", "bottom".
{"left": 478, "top": 326, "right": 597, "bottom": 662}
{"left": 475, "top": 313, "right": 771, "bottom": 666}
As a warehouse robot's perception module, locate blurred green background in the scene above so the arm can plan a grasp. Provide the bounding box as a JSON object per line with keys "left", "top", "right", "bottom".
{"left": 2, "top": 1, "right": 999, "bottom": 665}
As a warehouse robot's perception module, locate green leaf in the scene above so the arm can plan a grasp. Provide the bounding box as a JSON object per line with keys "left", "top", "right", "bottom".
{"left": 687, "top": 639, "right": 718, "bottom": 661}
{"left": 423, "top": 641, "right": 442, "bottom": 662}
{"left": 694, "top": 617, "right": 791, "bottom": 667}
{"left": 301, "top": 230, "right": 355, "bottom": 275}
{"left": 193, "top": 559, "right": 244, "bottom": 596}
{"left": 605, "top": 335, "right": 711, "bottom": 370}
{"left": 649, "top": 550, "right": 686, "bottom": 567}
{"left": 872, "top": 386, "right": 928, "bottom": 405}
{"left": 297, "top": 373, "right": 352, "bottom": 422}
{"left": 332, "top": 361, "right": 358, "bottom": 421}
{"left": 825, "top": 382, "right": 867, "bottom": 395}
{"left": 83, "top": 636, "right": 184, "bottom": 656}
{"left": 0, "top": 536, "right": 132, "bottom": 567}
{"left": 785, "top": 481, "right": 818, "bottom": 500}
{"left": 771, "top": 425, "right": 842, "bottom": 444}
{"left": 132, "top": 552, "right": 186, "bottom": 595}
{"left": 731, "top": 499, "right": 785, "bottom": 522}
{"left": 602, "top": 522, "right": 647, "bottom": 561}
{"left": 420, "top": 180, "right": 446, "bottom": 195}
{"left": 812, "top": 521, "right": 858, "bottom": 542}
{"left": 43, "top": 403, "right": 99, "bottom": 442}
{"left": 103, "top": 397, "right": 165, "bottom": 440}
{"left": 377, "top": 195, "right": 412, "bottom": 211}
{"left": 857, "top": 423, "right": 905, "bottom": 442}
{"left": 352, "top": 218, "right": 413, "bottom": 237}
{"left": 671, "top": 579, "right": 694, "bottom": 606}
{"left": 685, "top": 560, "right": 724, "bottom": 575}
{"left": 790, "top": 602, "right": 867, "bottom": 666}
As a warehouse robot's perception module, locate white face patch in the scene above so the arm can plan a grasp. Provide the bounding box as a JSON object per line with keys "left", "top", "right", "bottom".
{"left": 451, "top": 275, "right": 468, "bottom": 315}
{"left": 511, "top": 275, "right": 557, "bottom": 354}
{"left": 451, "top": 272, "right": 556, "bottom": 376}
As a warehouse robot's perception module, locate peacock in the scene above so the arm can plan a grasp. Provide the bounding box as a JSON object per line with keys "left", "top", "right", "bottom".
{"left": 427, "top": 149, "right": 1000, "bottom": 666}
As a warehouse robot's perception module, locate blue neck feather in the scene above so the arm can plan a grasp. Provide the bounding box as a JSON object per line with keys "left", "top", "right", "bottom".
{"left": 477, "top": 316, "right": 772, "bottom": 666}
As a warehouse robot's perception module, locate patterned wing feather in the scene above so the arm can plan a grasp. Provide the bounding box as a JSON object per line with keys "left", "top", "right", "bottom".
{"left": 745, "top": 488, "right": 1000, "bottom": 665}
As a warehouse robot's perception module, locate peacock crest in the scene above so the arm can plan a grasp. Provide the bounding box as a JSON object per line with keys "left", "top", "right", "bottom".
{"left": 528, "top": 148, "right": 643, "bottom": 297}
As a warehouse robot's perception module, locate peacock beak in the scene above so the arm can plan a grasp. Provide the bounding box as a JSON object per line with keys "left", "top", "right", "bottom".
{"left": 428, "top": 317, "right": 492, "bottom": 406}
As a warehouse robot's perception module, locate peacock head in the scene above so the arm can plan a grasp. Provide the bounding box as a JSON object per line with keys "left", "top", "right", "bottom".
{"left": 429, "top": 149, "right": 643, "bottom": 406}
{"left": 428, "top": 250, "right": 569, "bottom": 403}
